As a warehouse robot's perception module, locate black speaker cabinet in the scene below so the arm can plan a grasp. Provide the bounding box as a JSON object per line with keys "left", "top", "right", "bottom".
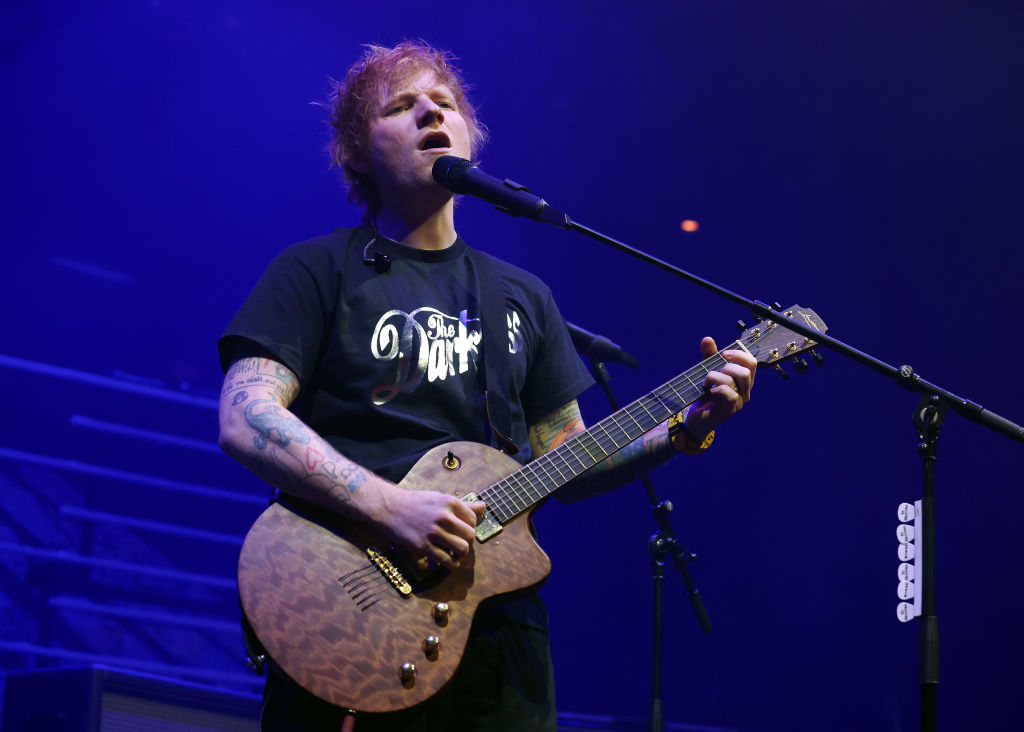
{"left": 1, "top": 665, "right": 260, "bottom": 731}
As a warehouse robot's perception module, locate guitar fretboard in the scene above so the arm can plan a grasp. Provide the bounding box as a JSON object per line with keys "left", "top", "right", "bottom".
{"left": 479, "top": 341, "right": 745, "bottom": 523}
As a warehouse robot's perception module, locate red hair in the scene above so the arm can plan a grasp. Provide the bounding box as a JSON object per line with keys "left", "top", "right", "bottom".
{"left": 325, "top": 41, "right": 487, "bottom": 218}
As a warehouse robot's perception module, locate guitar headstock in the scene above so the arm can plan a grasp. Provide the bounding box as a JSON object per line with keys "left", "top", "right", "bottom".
{"left": 739, "top": 305, "right": 828, "bottom": 377}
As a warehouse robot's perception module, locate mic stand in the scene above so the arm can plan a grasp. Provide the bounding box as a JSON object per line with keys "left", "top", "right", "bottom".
{"left": 913, "top": 394, "right": 946, "bottom": 731}
{"left": 584, "top": 353, "right": 712, "bottom": 732}
{"left": 540, "top": 214, "right": 1024, "bottom": 732}
{"left": 560, "top": 219, "right": 1023, "bottom": 443}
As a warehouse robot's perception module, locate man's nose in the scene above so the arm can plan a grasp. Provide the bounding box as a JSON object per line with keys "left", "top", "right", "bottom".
{"left": 417, "top": 97, "right": 444, "bottom": 126}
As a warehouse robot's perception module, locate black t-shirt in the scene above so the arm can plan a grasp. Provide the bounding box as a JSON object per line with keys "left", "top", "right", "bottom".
{"left": 219, "top": 225, "right": 593, "bottom": 482}
{"left": 220, "top": 226, "right": 593, "bottom": 629}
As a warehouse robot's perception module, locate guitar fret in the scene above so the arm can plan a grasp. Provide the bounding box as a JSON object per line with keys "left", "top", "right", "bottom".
{"left": 493, "top": 476, "right": 525, "bottom": 515}
{"left": 589, "top": 429, "right": 616, "bottom": 458}
{"left": 605, "top": 413, "right": 634, "bottom": 446}
{"left": 576, "top": 432, "right": 608, "bottom": 462}
{"left": 621, "top": 409, "right": 642, "bottom": 430}
{"left": 627, "top": 401, "right": 659, "bottom": 431}
{"left": 614, "top": 407, "right": 650, "bottom": 446}
{"left": 520, "top": 463, "right": 553, "bottom": 507}
{"left": 561, "top": 442, "right": 590, "bottom": 473}
{"left": 488, "top": 487, "right": 514, "bottom": 523}
{"left": 500, "top": 476, "right": 530, "bottom": 518}
{"left": 662, "top": 382, "right": 690, "bottom": 413}
{"left": 595, "top": 420, "right": 625, "bottom": 451}
{"left": 543, "top": 453, "right": 570, "bottom": 482}
{"left": 552, "top": 446, "right": 583, "bottom": 479}
{"left": 481, "top": 484, "right": 514, "bottom": 522}
{"left": 514, "top": 472, "right": 539, "bottom": 504}
{"left": 634, "top": 397, "right": 658, "bottom": 422}
{"left": 525, "top": 461, "right": 558, "bottom": 499}
{"left": 477, "top": 336, "right": 776, "bottom": 527}
{"left": 647, "top": 388, "right": 676, "bottom": 420}
{"left": 637, "top": 392, "right": 671, "bottom": 424}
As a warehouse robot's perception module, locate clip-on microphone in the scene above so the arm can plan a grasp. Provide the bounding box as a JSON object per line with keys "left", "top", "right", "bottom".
{"left": 362, "top": 239, "right": 390, "bottom": 274}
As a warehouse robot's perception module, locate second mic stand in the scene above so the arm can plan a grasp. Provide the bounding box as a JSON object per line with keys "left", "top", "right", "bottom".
{"left": 584, "top": 354, "right": 712, "bottom": 732}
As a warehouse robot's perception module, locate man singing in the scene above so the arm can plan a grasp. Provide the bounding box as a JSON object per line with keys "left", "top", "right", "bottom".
{"left": 218, "top": 41, "right": 756, "bottom": 731}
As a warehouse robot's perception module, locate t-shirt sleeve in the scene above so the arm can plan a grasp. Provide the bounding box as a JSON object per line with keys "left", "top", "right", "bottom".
{"left": 520, "top": 287, "right": 595, "bottom": 424}
{"left": 217, "top": 252, "right": 328, "bottom": 386}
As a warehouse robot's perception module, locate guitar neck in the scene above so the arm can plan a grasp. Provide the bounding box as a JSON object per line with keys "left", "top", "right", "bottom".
{"left": 479, "top": 340, "right": 744, "bottom": 523}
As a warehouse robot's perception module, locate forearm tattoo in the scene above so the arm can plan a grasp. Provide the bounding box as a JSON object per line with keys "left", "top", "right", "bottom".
{"left": 599, "top": 425, "right": 673, "bottom": 477}
{"left": 240, "top": 398, "right": 369, "bottom": 497}
{"left": 531, "top": 403, "right": 585, "bottom": 454}
{"left": 244, "top": 399, "right": 309, "bottom": 450}
{"left": 224, "top": 357, "right": 369, "bottom": 499}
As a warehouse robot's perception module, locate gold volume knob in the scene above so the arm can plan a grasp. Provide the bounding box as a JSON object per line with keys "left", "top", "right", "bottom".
{"left": 399, "top": 663, "right": 416, "bottom": 687}
{"left": 424, "top": 635, "right": 440, "bottom": 659}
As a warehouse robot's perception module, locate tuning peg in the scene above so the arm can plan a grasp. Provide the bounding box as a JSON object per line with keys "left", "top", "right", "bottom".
{"left": 736, "top": 320, "right": 747, "bottom": 331}
{"left": 774, "top": 363, "right": 790, "bottom": 380}
{"left": 771, "top": 301, "right": 783, "bottom": 311}
{"left": 793, "top": 356, "right": 809, "bottom": 374}
{"left": 810, "top": 350, "right": 825, "bottom": 366}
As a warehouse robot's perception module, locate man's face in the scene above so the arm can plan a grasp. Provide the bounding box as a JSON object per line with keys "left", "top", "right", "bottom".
{"left": 360, "top": 69, "right": 472, "bottom": 204}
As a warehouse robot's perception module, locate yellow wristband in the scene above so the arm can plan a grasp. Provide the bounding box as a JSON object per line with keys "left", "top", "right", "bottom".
{"left": 668, "top": 412, "right": 715, "bottom": 455}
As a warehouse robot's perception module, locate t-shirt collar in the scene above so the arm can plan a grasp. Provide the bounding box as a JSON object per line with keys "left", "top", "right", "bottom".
{"left": 362, "top": 225, "right": 467, "bottom": 264}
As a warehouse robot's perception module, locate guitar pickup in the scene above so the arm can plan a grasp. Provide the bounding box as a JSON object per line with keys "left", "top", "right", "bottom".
{"left": 463, "top": 493, "right": 502, "bottom": 542}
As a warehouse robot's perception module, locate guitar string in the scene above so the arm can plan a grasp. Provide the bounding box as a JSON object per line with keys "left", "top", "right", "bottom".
{"left": 341, "top": 565, "right": 388, "bottom": 589}
{"left": 479, "top": 344, "right": 745, "bottom": 522}
{"left": 481, "top": 356, "right": 722, "bottom": 522}
{"left": 479, "top": 321, "right": 811, "bottom": 523}
{"left": 339, "top": 563, "right": 378, "bottom": 585}
{"left": 485, "top": 376, "right": 701, "bottom": 521}
{"left": 483, "top": 368, "right": 705, "bottom": 520}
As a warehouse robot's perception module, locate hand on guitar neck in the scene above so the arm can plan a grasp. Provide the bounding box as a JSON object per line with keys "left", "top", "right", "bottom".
{"left": 681, "top": 336, "right": 757, "bottom": 444}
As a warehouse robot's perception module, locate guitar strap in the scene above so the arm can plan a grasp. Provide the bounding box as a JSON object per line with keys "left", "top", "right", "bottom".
{"left": 467, "top": 247, "right": 520, "bottom": 456}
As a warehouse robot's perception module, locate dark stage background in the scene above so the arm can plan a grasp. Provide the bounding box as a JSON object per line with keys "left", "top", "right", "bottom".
{"left": 2, "top": 1, "right": 1022, "bottom": 730}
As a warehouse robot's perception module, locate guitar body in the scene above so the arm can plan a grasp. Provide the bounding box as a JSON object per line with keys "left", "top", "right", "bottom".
{"left": 237, "top": 441, "right": 551, "bottom": 713}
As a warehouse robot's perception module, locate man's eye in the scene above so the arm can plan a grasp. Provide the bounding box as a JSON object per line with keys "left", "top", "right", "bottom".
{"left": 439, "top": 102, "right": 455, "bottom": 110}
{"left": 385, "top": 104, "right": 408, "bottom": 116}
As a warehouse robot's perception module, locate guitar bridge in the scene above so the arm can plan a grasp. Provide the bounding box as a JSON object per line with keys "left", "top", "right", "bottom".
{"left": 367, "top": 546, "right": 412, "bottom": 596}
{"left": 464, "top": 493, "right": 503, "bottom": 542}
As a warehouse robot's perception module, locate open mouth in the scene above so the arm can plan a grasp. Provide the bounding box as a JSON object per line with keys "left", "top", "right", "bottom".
{"left": 419, "top": 131, "right": 452, "bottom": 151}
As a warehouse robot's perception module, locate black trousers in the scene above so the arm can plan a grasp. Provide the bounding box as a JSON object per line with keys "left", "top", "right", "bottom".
{"left": 259, "top": 612, "right": 557, "bottom": 732}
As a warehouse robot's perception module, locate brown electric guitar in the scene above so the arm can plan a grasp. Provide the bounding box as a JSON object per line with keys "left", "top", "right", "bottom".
{"left": 237, "top": 306, "right": 827, "bottom": 713}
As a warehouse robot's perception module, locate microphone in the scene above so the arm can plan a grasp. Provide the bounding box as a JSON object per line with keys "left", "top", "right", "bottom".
{"left": 361, "top": 238, "right": 390, "bottom": 274}
{"left": 432, "top": 156, "right": 570, "bottom": 229}
{"left": 566, "top": 322, "right": 640, "bottom": 369}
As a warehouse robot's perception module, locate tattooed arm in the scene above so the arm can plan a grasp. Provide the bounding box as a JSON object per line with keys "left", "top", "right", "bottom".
{"left": 533, "top": 338, "right": 757, "bottom": 503}
{"left": 218, "top": 356, "right": 483, "bottom": 569}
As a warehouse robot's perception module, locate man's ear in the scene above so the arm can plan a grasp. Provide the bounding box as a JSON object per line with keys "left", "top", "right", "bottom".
{"left": 347, "top": 152, "right": 372, "bottom": 175}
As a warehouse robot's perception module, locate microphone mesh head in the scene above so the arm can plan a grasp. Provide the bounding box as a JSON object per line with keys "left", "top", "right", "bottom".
{"left": 432, "top": 155, "right": 474, "bottom": 191}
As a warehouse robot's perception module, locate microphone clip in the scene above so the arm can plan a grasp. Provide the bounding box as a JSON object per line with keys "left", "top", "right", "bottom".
{"left": 362, "top": 239, "right": 391, "bottom": 274}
